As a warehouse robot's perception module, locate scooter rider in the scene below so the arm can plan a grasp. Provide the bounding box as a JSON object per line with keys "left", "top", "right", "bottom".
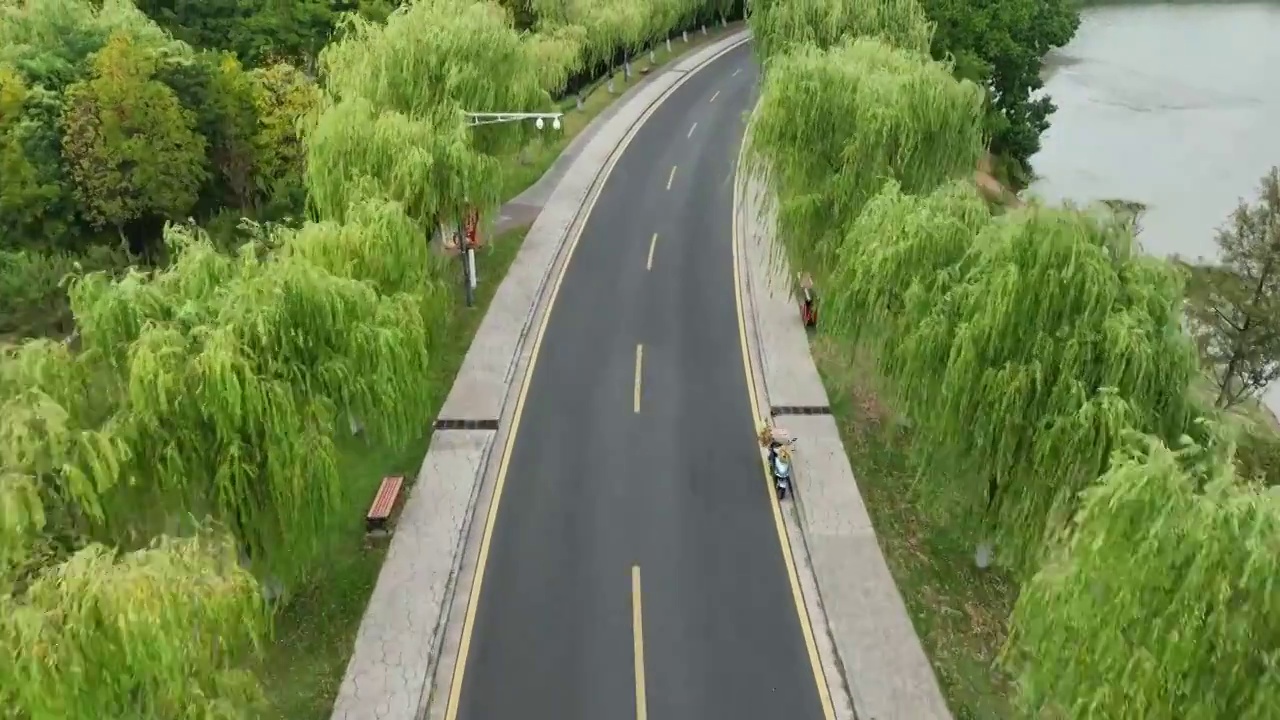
{"left": 758, "top": 423, "right": 792, "bottom": 471}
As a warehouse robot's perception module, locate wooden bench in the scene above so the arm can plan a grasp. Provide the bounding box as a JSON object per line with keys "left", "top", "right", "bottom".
{"left": 366, "top": 475, "right": 405, "bottom": 533}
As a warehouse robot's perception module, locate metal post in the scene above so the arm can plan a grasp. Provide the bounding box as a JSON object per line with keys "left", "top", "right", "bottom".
{"left": 462, "top": 235, "right": 475, "bottom": 307}
{"left": 453, "top": 110, "right": 560, "bottom": 308}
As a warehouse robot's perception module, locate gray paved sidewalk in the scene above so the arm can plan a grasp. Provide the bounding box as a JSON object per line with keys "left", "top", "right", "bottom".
{"left": 737, "top": 171, "right": 954, "bottom": 720}
{"left": 330, "top": 31, "right": 751, "bottom": 720}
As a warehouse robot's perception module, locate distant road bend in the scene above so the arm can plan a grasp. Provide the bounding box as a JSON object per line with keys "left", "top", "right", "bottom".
{"left": 446, "top": 43, "right": 831, "bottom": 720}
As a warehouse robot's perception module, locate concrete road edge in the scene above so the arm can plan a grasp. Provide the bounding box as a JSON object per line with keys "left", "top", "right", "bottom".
{"left": 326, "top": 30, "right": 752, "bottom": 720}
{"left": 733, "top": 137, "right": 955, "bottom": 720}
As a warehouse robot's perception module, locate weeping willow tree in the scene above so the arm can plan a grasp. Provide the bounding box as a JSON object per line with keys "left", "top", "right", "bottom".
{"left": 821, "top": 179, "right": 991, "bottom": 347}
{"left": 320, "top": 0, "right": 550, "bottom": 160}
{"left": 284, "top": 197, "right": 442, "bottom": 296}
{"left": 0, "top": 532, "right": 266, "bottom": 720}
{"left": 748, "top": 0, "right": 933, "bottom": 63}
{"left": 527, "top": 22, "right": 588, "bottom": 94}
{"left": 866, "top": 205, "right": 1202, "bottom": 574}
{"left": 47, "top": 222, "right": 436, "bottom": 584}
{"left": 306, "top": 96, "right": 503, "bottom": 231}
{"left": 0, "top": 339, "right": 121, "bottom": 582}
{"left": 747, "top": 38, "right": 984, "bottom": 272}
{"left": 530, "top": 0, "right": 648, "bottom": 76}
{"left": 1005, "top": 434, "right": 1280, "bottom": 718}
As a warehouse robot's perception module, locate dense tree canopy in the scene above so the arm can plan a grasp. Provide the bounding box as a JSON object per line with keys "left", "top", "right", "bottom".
{"left": 0, "top": 0, "right": 317, "bottom": 259}
{"left": 746, "top": 0, "right": 1277, "bottom": 715}
{"left": 1, "top": 0, "right": 747, "bottom": 715}
{"left": 918, "top": 0, "right": 1079, "bottom": 181}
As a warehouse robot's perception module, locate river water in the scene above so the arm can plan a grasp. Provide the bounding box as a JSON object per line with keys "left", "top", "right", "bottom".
{"left": 1030, "top": 0, "right": 1280, "bottom": 411}
{"left": 1031, "top": 0, "right": 1280, "bottom": 261}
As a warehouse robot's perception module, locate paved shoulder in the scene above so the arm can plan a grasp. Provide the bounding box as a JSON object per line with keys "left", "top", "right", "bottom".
{"left": 736, "top": 171, "right": 953, "bottom": 720}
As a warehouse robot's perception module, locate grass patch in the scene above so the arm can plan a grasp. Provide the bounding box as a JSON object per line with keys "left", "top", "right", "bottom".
{"left": 259, "top": 225, "right": 529, "bottom": 719}
{"left": 811, "top": 336, "right": 1016, "bottom": 720}
{"left": 499, "top": 23, "right": 742, "bottom": 202}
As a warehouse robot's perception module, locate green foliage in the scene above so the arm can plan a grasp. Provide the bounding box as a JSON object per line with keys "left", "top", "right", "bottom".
{"left": 306, "top": 96, "right": 501, "bottom": 227}
{"left": 0, "top": 0, "right": 745, "bottom": 713}
{"left": 249, "top": 61, "right": 320, "bottom": 216}
{"left": 1184, "top": 167, "right": 1280, "bottom": 409}
{"left": 59, "top": 31, "right": 208, "bottom": 234}
{"left": 0, "top": 533, "right": 268, "bottom": 720}
{"left": 1005, "top": 434, "right": 1280, "bottom": 719}
{"left": 0, "top": 244, "right": 129, "bottom": 338}
{"left": 918, "top": 0, "right": 1079, "bottom": 180}
{"left": 747, "top": 37, "right": 984, "bottom": 270}
{"left": 866, "top": 202, "right": 1198, "bottom": 574}
{"left": 320, "top": 0, "right": 549, "bottom": 159}
{"left": 132, "top": 0, "right": 339, "bottom": 67}
{"left": 0, "top": 65, "right": 80, "bottom": 251}
{"left": 749, "top": 0, "right": 933, "bottom": 62}
{"left": 746, "top": 0, "right": 1280, "bottom": 713}
{"left": 0, "top": 0, "right": 325, "bottom": 337}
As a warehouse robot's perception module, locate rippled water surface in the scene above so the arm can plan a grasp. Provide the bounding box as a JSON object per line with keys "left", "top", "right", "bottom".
{"left": 1031, "top": 1, "right": 1280, "bottom": 261}
{"left": 1031, "top": 2, "right": 1280, "bottom": 412}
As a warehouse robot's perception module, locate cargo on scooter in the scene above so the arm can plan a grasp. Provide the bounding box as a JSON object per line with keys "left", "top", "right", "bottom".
{"left": 758, "top": 423, "right": 798, "bottom": 500}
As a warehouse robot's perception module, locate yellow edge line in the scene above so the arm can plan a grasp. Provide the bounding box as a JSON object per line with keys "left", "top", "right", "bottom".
{"left": 731, "top": 119, "right": 838, "bottom": 720}
{"left": 632, "top": 565, "right": 648, "bottom": 720}
{"left": 441, "top": 39, "right": 749, "bottom": 717}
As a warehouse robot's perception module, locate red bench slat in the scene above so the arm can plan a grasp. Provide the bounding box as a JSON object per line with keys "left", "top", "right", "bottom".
{"left": 366, "top": 476, "right": 404, "bottom": 530}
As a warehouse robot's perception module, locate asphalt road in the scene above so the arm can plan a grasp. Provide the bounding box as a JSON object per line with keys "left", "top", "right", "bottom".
{"left": 453, "top": 43, "right": 827, "bottom": 720}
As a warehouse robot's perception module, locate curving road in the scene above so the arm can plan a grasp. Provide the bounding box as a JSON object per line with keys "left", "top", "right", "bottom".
{"left": 447, "top": 43, "right": 828, "bottom": 720}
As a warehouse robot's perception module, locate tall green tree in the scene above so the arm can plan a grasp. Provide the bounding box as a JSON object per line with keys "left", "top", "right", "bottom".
{"left": 60, "top": 31, "right": 207, "bottom": 247}
{"left": 157, "top": 50, "right": 261, "bottom": 213}
{"left": 1005, "top": 434, "right": 1280, "bottom": 719}
{"left": 132, "top": 0, "right": 337, "bottom": 67}
{"left": 919, "top": 0, "right": 1079, "bottom": 181}
{"left": 249, "top": 60, "right": 319, "bottom": 215}
{"left": 1185, "top": 167, "right": 1280, "bottom": 409}
{"left": 315, "top": 0, "right": 551, "bottom": 227}
{"left": 0, "top": 66, "right": 75, "bottom": 251}
{"left": 749, "top": 0, "right": 933, "bottom": 62}
{"left": 746, "top": 37, "right": 984, "bottom": 271}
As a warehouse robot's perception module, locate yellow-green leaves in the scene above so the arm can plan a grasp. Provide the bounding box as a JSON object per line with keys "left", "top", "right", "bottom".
{"left": 306, "top": 97, "right": 501, "bottom": 228}
{"left": 1006, "top": 437, "right": 1280, "bottom": 719}
{"left": 0, "top": 534, "right": 267, "bottom": 720}
{"left": 749, "top": 38, "right": 984, "bottom": 270}
{"left": 750, "top": 0, "right": 933, "bottom": 64}
{"left": 59, "top": 31, "right": 208, "bottom": 231}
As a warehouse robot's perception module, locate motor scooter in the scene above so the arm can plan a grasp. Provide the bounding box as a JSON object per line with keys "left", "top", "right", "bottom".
{"left": 768, "top": 436, "right": 798, "bottom": 500}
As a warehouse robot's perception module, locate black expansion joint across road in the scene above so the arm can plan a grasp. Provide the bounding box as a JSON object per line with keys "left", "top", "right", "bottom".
{"left": 434, "top": 418, "right": 501, "bottom": 431}
{"left": 770, "top": 405, "right": 833, "bottom": 417}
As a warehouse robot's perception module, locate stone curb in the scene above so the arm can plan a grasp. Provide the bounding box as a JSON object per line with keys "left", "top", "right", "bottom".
{"left": 328, "top": 30, "right": 752, "bottom": 720}
{"left": 733, "top": 147, "right": 954, "bottom": 719}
